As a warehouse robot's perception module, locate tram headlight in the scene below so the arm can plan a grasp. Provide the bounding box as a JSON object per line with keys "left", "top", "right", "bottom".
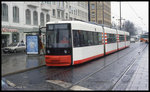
{"left": 64, "top": 50, "right": 67, "bottom": 54}
{"left": 47, "top": 50, "right": 50, "bottom": 54}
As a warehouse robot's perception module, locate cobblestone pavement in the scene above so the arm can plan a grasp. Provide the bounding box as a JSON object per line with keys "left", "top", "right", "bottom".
{"left": 126, "top": 44, "right": 149, "bottom": 90}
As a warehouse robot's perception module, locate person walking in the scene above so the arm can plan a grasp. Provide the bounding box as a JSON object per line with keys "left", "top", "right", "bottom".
{"left": 39, "top": 38, "right": 45, "bottom": 55}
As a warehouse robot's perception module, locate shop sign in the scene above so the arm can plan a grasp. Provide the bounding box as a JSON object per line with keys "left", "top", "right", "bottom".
{"left": 2, "top": 28, "right": 18, "bottom": 32}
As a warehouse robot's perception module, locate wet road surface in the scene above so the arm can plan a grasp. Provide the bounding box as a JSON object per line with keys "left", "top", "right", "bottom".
{"left": 2, "top": 42, "right": 148, "bottom": 90}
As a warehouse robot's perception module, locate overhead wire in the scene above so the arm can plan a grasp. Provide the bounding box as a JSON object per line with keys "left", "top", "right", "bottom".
{"left": 127, "top": 2, "right": 147, "bottom": 28}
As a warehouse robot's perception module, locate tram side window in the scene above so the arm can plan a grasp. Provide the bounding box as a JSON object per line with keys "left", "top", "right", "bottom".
{"left": 82, "top": 31, "right": 88, "bottom": 46}
{"left": 119, "top": 35, "right": 125, "bottom": 42}
{"left": 111, "top": 34, "right": 116, "bottom": 43}
{"left": 107, "top": 34, "right": 111, "bottom": 44}
{"left": 79, "top": 30, "right": 85, "bottom": 47}
{"left": 87, "top": 31, "right": 94, "bottom": 45}
{"left": 98, "top": 32, "right": 102, "bottom": 45}
{"left": 93, "top": 32, "right": 99, "bottom": 45}
{"left": 107, "top": 33, "right": 116, "bottom": 44}
{"left": 122, "top": 35, "right": 125, "bottom": 42}
{"left": 126, "top": 35, "right": 130, "bottom": 41}
{"left": 73, "top": 30, "right": 102, "bottom": 47}
{"left": 73, "top": 30, "right": 80, "bottom": 47}
{"left": 119, "top": 35, "right": 122, "bottom": 42}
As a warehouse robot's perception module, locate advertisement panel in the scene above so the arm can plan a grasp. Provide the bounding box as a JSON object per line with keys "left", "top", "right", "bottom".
{"left": 26, "top": 35, "right": 39, "bottom": 54}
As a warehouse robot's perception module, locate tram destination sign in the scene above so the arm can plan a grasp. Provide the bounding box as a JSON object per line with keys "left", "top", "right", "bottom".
{"left": 47, "top": 24, "right": 69, "bottom": 31}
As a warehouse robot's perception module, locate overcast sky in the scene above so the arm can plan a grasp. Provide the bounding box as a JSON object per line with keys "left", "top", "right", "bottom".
{"left": 111, "top": 1, "right": 148, "bottom": 33}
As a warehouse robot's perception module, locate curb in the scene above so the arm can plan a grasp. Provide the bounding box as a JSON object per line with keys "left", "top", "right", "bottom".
{"left": 2, "top": 64, "right": 46, "bottom": 77}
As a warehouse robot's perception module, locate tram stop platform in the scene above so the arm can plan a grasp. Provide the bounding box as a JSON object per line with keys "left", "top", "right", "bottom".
{"left": 125, "top": 45, "right": 149, "bottom": 90}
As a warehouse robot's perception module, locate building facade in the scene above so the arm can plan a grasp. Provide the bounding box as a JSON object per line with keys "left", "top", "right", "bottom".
{"left": 89, "top": 1, "right": 111, "bottom": 26}
{"left": 1, "top": 1, "right": 88, "bottom": 48}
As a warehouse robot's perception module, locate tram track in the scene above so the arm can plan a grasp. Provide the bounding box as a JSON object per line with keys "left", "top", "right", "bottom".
{"left": 110, "top": 43, "right": 148, "bottom": 90}
{"left": 68, "top": 43, "right": 147, "bottom": 90}
{"left": 45, "top": 43, "right": 140, "bottom": 81}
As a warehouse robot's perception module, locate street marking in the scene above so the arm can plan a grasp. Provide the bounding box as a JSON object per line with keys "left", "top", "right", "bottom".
{"left": 70, "top": 85, "right": 92, "bottom": 90}
{"left": 46, "top": 80, "right": 72, "bottom": 88}
{"left": 6, "top": 80, "right": 16, "bottom": 87}
{"left": 46, "top": 80, "right": 92, "bottom": 90}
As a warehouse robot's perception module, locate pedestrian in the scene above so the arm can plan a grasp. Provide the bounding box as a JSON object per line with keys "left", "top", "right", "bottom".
{"left": 2, "top": 39, "right": 4, "bottom": 48}
{"left": 21, "top": 40, "right": 24, "bottom": 44}
{"left": 39, "top": 39, "right": 45, "bottom": 55}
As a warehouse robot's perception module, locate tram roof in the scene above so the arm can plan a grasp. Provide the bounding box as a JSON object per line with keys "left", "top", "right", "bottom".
{"left": 46, "top": 20, "right": 109, "bottom": 27}
{"left": 46, "top": 20, "right": 129, "bottom": 34}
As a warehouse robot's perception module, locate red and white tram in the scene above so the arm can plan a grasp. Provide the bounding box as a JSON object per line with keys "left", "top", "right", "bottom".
{"left": 45, "top": 21, "right": 130, "bottom": 66}
{"left": 103, "top": 27, "right": 118, "bottom": 55}
{"left": 117, "top": 30, "right": 126, "bottom": 50}
{"left": 125, "top": 31, "right": 130, "bottom": 47}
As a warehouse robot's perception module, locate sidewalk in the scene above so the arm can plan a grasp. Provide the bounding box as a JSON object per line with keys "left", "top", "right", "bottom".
{"left": 126, "top": 45, "right": 149, "bottom": 90}
{"left": 2, "top": 54, "right": 45, "bottom": 77}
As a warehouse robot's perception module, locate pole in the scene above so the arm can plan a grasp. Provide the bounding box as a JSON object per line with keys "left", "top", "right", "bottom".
{"left": 102, "top": 2, "right": 104, "bottom": 25}
{"left": 96, "top": 1, "right": 97, "bottom": 23}
{"left": 120, "top": 1, "right": 121, "bottom": 30}
{"left": 88, "top": 1, "right": 90, "bottom": 22}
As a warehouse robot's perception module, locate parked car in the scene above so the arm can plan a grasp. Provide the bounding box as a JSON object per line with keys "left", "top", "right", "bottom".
{"left": 3, "top": 42, "right": 26, "bottom": 53}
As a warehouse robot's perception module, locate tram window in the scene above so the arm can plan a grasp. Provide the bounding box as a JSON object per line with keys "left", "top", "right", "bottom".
{"left": 126, "top": 35, "right": 130, "bottom": 41}
{"left": 73, "top": 30, "right": 80, "bottom": 47}
{"left": 73, "top": 30, "right": 103, "bottom": 47}
{"left": 107, "top": 33, "right": 110, "bottom": 44}
{"left": 82, "top": 31, "right": 88, "bottom": 46}
{"left": 107, "top": 34, "right": 116, "bottom": 43}
{"left": 122, "top": 35, "right": 125, "bottom": 42}
{"left": 87, "top": 32, "right": 94, "bottom": 45}
{"left": 119, "top": 35, "right": 121, "bottom": 42}
{"left": 98, "top": 32, "right": 102, "bottom": 45}
{"left": 79, "top": 31, "right": 85, "bottom": 47}
{"left": 93, "top": 32, "right": 98, "bottom": 45}
{"left": 119, "top": 35, "right": 125, "bottom": 42}
{"left": 111, "top": 34, "right": 116, "bottom": 43}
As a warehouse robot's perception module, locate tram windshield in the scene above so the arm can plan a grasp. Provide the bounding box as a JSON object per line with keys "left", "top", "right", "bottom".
{"left": 141, "top": 35, "right": 148, "bottom": 38}
{"left": 46, "top": 24, "right": 71, "bottom": 48}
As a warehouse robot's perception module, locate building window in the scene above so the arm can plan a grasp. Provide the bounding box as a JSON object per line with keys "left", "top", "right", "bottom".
{"left": 57, "top": 10, "right": 60, "bottom": 18}
{"left": 12, "top": 32, "right": 19, "bottom": 43}
{"left": 46, "top": 14, "right": 50, "bottom": 22}
{"left": 13, "top": 6, "right": 19, "bottom": 23}
{"left": 91, "top": 12, "right": 95, "bottom": 18}
{"left": 66, "top": 13, "right": 68, "bottom": 19}
{"left": 33, "top": 11, "right": 38, "bottom": 25}
{"left": 91, "top": 4, "right": 95, "bottom": 9}
{"left": 40, "top": 12, "right": 44, "bottom": 26}
{"left": 61, "top": 11, "right": 64, "bottom": 19}
{"left": 98, "top": 20, "right": 102, "bottom": 24}
{"left": 69, "top": 6, "right": 71, "bottom": 13}
{"left": 26, "top": 9, "right": 31, "bottom": 25}
{"left": 2, "top": 3, "right": 8, "bottom": 21}
{"left": 52, "top": 9, "right": 55, "bottom": 17}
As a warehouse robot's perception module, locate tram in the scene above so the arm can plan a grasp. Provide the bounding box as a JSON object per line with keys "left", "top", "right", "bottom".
{"left": 140, "top": 34, "right": 149, "bottom": 43}
{"left": 45, "top": 21, "right": 130, "bottom": 66}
